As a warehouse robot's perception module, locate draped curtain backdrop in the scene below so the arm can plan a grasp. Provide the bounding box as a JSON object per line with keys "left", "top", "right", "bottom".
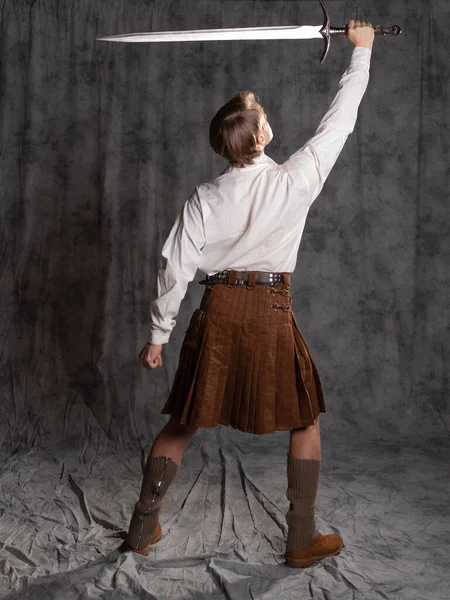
{"left": 1, "top": 0, "right": 447, "bottom": 453}
{"left": 0, "top": 2, "right": 449, "bottom": 597}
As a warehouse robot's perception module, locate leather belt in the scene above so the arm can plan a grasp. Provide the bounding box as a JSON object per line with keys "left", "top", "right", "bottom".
{"left": 199, "top": 270, "right": 289, "bottom": 287}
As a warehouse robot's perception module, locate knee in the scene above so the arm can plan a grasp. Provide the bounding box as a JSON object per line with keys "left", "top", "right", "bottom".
{"left": 166, "top": 416, "right": 198, "bottom": 437}
{"left": 291, "top": 416, "right": 320, "bottom": 433}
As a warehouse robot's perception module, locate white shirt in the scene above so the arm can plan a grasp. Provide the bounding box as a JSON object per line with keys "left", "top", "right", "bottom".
{"left": 149, "top": 47, "right": 372, "bottom": 344}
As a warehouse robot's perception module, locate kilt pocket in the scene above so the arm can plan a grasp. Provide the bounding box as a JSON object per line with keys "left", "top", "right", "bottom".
{"left": 184, "top": 308, "right": 207, "bottom": 350}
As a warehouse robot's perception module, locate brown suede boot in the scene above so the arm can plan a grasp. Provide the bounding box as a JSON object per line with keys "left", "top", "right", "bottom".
{"left": 285, "top": 453, "right": 343, "bottom": 568}
{"left": 121, "top": 454, "right": 179, "bottom": 556}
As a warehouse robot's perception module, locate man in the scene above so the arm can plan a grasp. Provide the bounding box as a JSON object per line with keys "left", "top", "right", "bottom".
{"left": 123, "top": 20, "right": 375, "bottom": 568}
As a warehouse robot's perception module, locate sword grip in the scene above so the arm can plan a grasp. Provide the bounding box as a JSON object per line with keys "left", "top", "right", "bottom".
{"left": 328, "top": 25, "right": 402, "bottom": 37}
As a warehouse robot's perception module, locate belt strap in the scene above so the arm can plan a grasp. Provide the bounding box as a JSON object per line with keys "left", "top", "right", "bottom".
{"left": 199, "top": 270, "right": 290, "bottom": 287}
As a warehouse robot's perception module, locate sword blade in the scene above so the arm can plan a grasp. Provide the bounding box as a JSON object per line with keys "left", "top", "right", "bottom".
{"left": 97, "top": 25, "right": 322, "bottom": 43}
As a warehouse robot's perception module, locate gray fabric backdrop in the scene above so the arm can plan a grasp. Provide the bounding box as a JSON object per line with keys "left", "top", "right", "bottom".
{"left": 0, "top": 1, "right": 448, "bottom": 598}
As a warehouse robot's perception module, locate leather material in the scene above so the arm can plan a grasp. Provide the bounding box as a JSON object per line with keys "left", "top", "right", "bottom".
{"left": 125, "top": 455, "right": 179, "bottom": 550}
{"left": 199, "top": 269, "right": 290, "bottom": 287}
{"left": 120, "top": 522, "right": 163, "bottom": 556}
{"left": 286, "top": 533, "right": 344, "bottom": 568}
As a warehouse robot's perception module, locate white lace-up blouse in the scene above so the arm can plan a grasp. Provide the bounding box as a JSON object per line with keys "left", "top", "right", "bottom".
{"left": 149, "top": 47, "right": 372, "bottom": 344}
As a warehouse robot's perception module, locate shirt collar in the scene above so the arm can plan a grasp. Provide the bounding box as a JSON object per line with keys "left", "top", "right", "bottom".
{"left": 225, "top": 151, "right": 274, "bottom": 173}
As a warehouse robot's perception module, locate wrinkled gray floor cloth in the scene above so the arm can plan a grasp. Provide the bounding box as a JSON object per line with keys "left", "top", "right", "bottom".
{"left": 0, "top": 429, "right": 448, "bottom": 600}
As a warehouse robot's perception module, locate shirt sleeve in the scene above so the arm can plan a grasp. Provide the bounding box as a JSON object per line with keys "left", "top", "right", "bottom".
{"left": 148, "top": 188, "right": 205, "bottom": 345}
{"left": 282, "top": 46, "right": 372, "bottom": 204}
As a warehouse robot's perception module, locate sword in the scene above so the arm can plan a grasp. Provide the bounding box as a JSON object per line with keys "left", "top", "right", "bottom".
{"left": 97, "top": 0, "right": 401, "bottom": 64}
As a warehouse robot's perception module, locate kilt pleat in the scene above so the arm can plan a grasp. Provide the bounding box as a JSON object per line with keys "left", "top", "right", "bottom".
{"left": 160, "top": 276, "right": 326, "bottom": 434}
{"left": 292, "top": 313, "right": 326, "bottom": 423}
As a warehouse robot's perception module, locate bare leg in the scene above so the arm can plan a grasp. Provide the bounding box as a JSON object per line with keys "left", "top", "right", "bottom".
{"left": 150, "top": 415, "right": 198, "bottom": 465}
{"left": 289, "top": 416, "right": 321, "bottom": 459}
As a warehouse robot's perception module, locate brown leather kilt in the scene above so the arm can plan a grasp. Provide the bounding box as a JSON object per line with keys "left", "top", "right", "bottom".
{"left": 160, "top": 271, "right": 326, "bottom": 435}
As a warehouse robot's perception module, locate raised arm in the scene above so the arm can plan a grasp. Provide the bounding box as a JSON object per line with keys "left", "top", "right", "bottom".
{"left": 282, "top": 21, "right": 375, "bottom": 203}
{"left": 149, "top": 189, "right": 205, "bottom": 345}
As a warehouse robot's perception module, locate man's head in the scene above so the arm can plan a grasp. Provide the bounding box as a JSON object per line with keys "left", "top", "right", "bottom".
{"left": 209, "top": 91, "right": 273, "bottom": 168}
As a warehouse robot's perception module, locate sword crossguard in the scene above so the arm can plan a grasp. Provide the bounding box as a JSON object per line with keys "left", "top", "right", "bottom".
{"left": 318, "top": 0, "right": 402, "bottom": 64}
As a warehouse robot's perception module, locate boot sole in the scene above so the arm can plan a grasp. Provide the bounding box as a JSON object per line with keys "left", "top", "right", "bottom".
{"left": 286, "top": 545, "right": 343, "bottom": 568}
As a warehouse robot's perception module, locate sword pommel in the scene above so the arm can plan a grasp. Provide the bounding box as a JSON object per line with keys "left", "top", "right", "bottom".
{"left": 374, "top": 25, "right": 402, "bottom": 37}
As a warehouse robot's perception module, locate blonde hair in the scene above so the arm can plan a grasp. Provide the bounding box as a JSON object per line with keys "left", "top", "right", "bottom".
{"left": 209, "top": 91, "right": 265, "bottom": 168}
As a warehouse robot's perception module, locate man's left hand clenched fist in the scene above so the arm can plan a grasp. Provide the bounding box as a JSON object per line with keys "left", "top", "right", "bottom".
{"left": 139, "top": 343, "right": 163, "bottom": 369}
